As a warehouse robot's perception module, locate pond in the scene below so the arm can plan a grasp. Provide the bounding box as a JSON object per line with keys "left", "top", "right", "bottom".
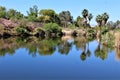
{"left": 0, "top": 36, "right": 120, "bottom": 79}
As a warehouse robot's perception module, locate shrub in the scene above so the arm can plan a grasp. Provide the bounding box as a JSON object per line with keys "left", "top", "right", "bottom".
{"left": 0, "top": 24, "right": 4, "bottom": 36}
{"left": 42, "top": 23, "right": 62, "bottom": 34}
{"left": 15, "top": 25, "right": 28, "bottom": 35}
{"left": 87, "top": 28, "right": 95, "bottom": 36}
{"left": 35, "top": 28, "right": 45, "bottom": 37}
{"left": 101, "top": 26, "right": 108, "bottom": 34}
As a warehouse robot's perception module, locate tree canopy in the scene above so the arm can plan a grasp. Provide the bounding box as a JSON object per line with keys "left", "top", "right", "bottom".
{"left": 59, "top": 11, "right": 73, "bottom": 27}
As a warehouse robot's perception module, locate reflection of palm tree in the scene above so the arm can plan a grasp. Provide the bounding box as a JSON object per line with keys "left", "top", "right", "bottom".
{"left": 99, "top": 46, "right": 108, "bottom": 60}
{"left": 95, "top": 43, "right": 101, "bottom": 57}
{"left": 76, "top": 37, "right": 92, "bottom": 61}
{"left": 80, "top": 51, "right": 86, "bottom": 61}
{"left": 94, "top": 42, "right": 108, "bottom": 60}
{"left": 86, "top": 43, "right": 91, "bottom": 57}
{"left": 80, "top": 43, "right": 87, "bottom": 61}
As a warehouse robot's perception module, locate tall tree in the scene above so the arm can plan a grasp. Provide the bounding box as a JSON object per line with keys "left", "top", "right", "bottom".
{"left": 96, "top": 15, "right": 103, "bottom": 27}
{"left": 102, "top": 12, "right": 109, "bottom": 26}
{"left": 14, "top": 11, "right": 24, "bottom": 19}
{"left": 39, "top": 9, "right": 59, "bottom": 23}
{"left": 88, "top": 13, "right": 93, "bottom": 25}
{"left": 27, "top": 5, "right": 38, "bottom": 21}
{"left": 7, "top": 9, "right": 24, "bottom": 20}
{"left": 75, "top": 16, "right": 83, "bottom": 27}
{"left": 39, "top": 9, "right": 55, "bottom": 16}
{"left": 82, "top": 9, "right": 88, "bottom": 26}
{"left": 59, "top": 11, "right": 73, "bottom": 27}
{"left": 0, "top": 6, "right": 6, "bottom": 18}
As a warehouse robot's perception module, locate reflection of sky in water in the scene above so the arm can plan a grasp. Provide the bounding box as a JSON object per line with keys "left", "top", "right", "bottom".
{"left": 67, "top": 39, "right": 74, "bottom": 43}
{"left": 0, "top": 39, "right": 120, "bottom": 79}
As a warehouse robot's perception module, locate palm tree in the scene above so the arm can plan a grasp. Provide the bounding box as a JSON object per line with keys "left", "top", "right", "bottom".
{"left": 82, "top": 9, "right": 88, "bottom": 26}
{"left": 102, "top": 12, "right": 109, "bottom": 26}
{"left": 88, "top": 13, "right": 93, "bottom": 26}
{"left": 96, "top": 15, "right": 103, "bottom": 39}
{"left": 96, "top": 15, "right": 103, "bottom": 27}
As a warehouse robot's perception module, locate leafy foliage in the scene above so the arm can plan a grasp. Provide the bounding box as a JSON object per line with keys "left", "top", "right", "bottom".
{"left": 27, "top": 5, "right": 39, "bottom": 22}
{"left": 16, "top": 25, "right": 28, "bottom": 35}
{"left": 102, "top": 13, "right": 109, "bottom": 25}
{"left": 59, "top": 11, "right": 73, "bottom": 27}
{"left": 82, "top": 9, "right": 88, "bottom": 19}
{"left": 96, "top": 15, "right": 103, "bottom": 27}
{"left": 42, "top": 23, "right": 62, "bottom": 34}
{"left": 7, "top": 9, "right": 24, "bottom": 20}
{"left": 0, "top": 6, "right": 6, "bottom": 18}
{"left": 39, "top": 9, "right": 60, "bottom": 24}
{"left": 74, "top": 16, "right": 83, "bottom": 27}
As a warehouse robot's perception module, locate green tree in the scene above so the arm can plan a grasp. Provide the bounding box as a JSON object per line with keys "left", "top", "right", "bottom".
{"left": 39, "top": 9, "right": 55, "bottom": 16}
{"left": 75, "top": 16, "right": 83, "bottom": 27}
{"left": 39, "top": 9, "right": 54, "bottom": 23}
{"left": 42, "top": 23, "right": 62, "bottom": 36}
{"left": 7, "top": 9, "right": 16, "bottom": 19}
{"left": 7, "top": 9, "right": 24, "bottom": 20}
{"left": 39, "top": 9, "right": 60, "bottom": 24}
{"left": 82, "top": 9, "right": 88, "bottom": 26}
{"left": 59, "top": 11, "right": 73, "bottom": 27}
{"left": 102, "top": 12, "right": 109, "bottom": 26}
{"left": 88, "top": 13, "right": 93, "bottom": 26}
{"left": 0, "top": 6, "right": 6, "bottom": 18}
{"left": 27, "top": 5, "right": 38, "bottom": 21}
{"left": 96, "top": 15, "right": 103, "bottom": 27}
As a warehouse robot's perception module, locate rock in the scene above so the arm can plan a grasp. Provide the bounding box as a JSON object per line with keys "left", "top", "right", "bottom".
{"left": 0, "top": 18, "right": 17, "bottom": 29}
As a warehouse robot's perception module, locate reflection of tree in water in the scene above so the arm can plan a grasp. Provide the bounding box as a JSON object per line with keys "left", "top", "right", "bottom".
{"left": 94, "top": 32, "right": 115, "bottom": 60}
{"left": 80, "top": 51, "right": 86, "bottom": 61}
{"left": 73, "top": 36, "right": 92, "bottom": 61}
{"left": 80, "top": 42, "right": 91, "bottom": 61}
{"left": 86, "top": 43, "right": 91, "bottom": 57}
{"left": 115, "top": 48, "right": 120, "bottom": 61}
{"left": 58, "top": 40, "right": 72, "bottom": 55}
{"left": 101, "top": 33, "right": 114, "bottom": 52}
{"left": 0, "top": 37, "right": 17, "bottom": 56}
{"left": 0, "top": 37, "right": 61, "bottom": 57}
{"left": 94, "top": 42, "right": 108, "bottom": 60}
{"left": 0, "top": 35, "right": 114, "bottom": 60}
{"left": 74, "top": 37, "right": 86, "bottom": 50}
{"left": 38, "top": 38, "right": 61, "bottom": 56}
{"left": 16, "top": 37, "right": 38, "bottom": 57}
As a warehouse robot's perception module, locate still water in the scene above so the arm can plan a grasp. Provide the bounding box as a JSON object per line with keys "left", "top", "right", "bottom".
{"left": 0, "top": 36, "right": 120, "bottom": 79}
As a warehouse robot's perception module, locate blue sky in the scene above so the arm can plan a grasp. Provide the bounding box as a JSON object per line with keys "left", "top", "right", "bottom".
{"left": 0, "top": 0, "right": 119, "bottom": 25}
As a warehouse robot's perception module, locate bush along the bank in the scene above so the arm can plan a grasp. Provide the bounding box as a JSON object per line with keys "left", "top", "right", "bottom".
{"left": 35, "top": 28, "right": 45, "bottom": 37}
{"left": 87, "top": 28, "right": 96, "bottom": 37}
{"left": 15, "top": 25, "right": 30, "bottom": 36}
{"left": 42, "top": 23, "right": 62, "bottom": 37}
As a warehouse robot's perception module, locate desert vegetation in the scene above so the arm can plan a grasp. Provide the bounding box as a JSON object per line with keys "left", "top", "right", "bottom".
{"left": 1, "top": 5, "right": 120, "bottom": 48}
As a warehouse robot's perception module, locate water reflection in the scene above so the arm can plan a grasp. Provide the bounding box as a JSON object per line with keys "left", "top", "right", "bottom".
{"left": 0, "top": 35, "right": 120, "bottom": 61}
